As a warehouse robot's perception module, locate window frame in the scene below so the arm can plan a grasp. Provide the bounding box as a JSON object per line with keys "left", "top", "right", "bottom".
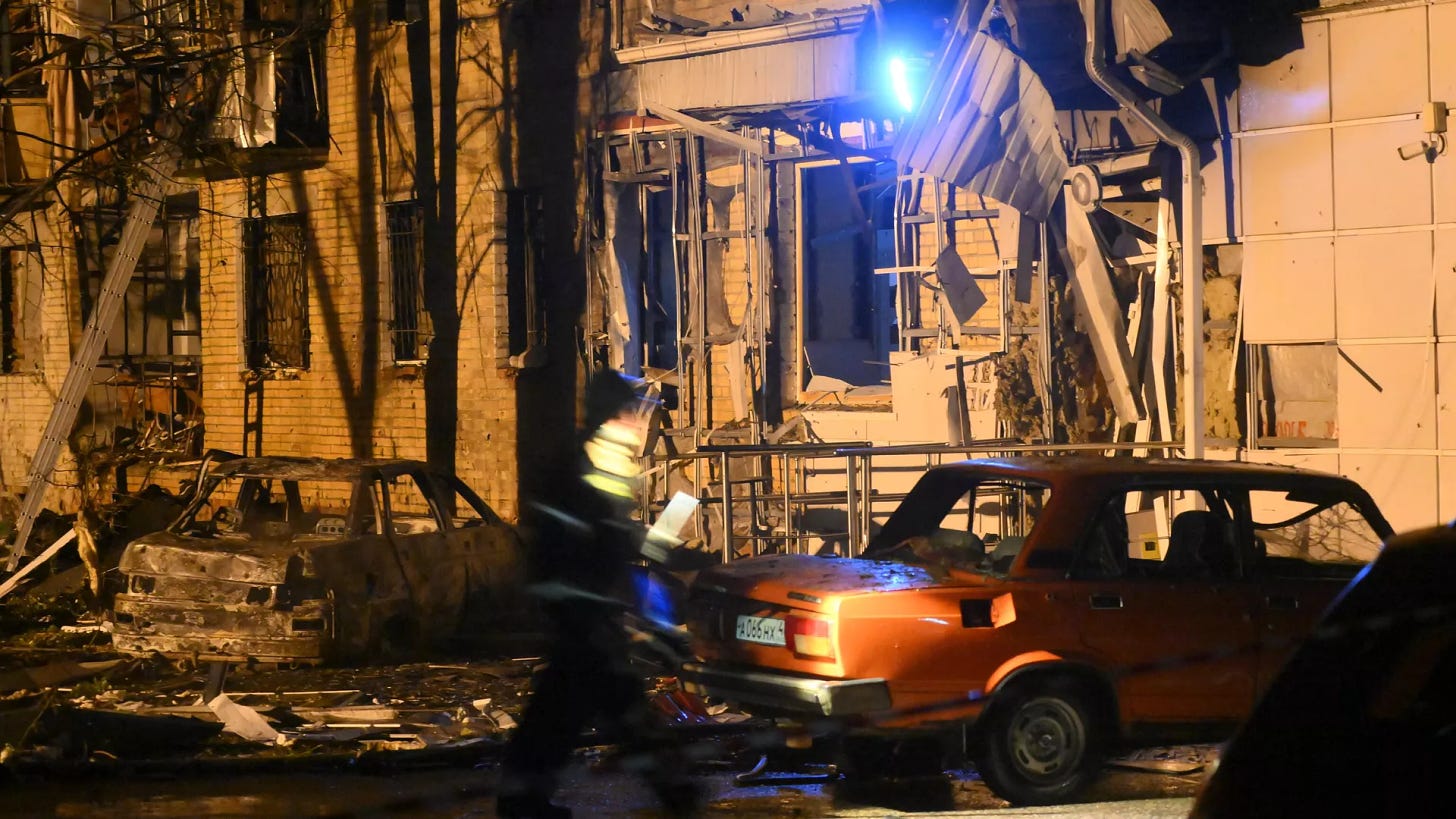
{"left": 242, "top": 212, "right": 310, "bottom": 371}
{"left": 1247, "top": 342, "right": 1339, "bottom": 449}
{"left": 385, "top": 199, "right": 430, "bottom": 363}
{"left": 794, "top": 157, "right": 899, "bottom": 390}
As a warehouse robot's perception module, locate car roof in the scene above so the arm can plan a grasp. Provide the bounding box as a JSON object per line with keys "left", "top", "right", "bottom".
{"left": 930, "top": 455, "right": 1357, "bottom": 487}
{"left": 207, "top": 457, "right": 433, "bottom": 481}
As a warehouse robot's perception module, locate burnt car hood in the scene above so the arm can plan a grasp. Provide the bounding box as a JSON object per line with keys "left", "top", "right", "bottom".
{"left": 118, "top": 531, "right": 310, "bottom": 585}
{"left": 693, "top": 554, "right": 975, "bottom": 612}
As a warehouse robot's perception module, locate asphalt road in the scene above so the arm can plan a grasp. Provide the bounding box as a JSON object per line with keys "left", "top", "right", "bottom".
{"left": 2, "top": 757, "right": 1201, "bottom": 817}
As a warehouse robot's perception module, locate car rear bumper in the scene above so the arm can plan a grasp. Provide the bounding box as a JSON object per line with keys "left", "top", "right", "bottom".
{"left": 111, "top": 595, "right": 330, "bottom": 663}
{"left": 680, "top": 662, "right": 892, "bottom": 716}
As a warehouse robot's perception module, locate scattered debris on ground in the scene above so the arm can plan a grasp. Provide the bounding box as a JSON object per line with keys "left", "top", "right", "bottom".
{"left": 1108, "top": 744, "right": 1221, "bottom": 774}
{"left": 0, "top": 585, "right": 756, "bottom": 775}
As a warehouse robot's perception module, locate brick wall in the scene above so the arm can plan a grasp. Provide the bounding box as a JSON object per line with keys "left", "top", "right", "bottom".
{"left": 0, "top": 209, "right": 85, "bottom": 512}
{"left": 192, "top": 5, "right": 533, "bottom": 521}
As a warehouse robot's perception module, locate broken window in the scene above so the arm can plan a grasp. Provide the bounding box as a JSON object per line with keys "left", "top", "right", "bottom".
{"left": 0, "top": 245, "right": 39, "bottom": 374}
{"left": 798, "top": 160, "right": 898, "bottom": 387}
{"left": 643, "top": 185, "right": 678, "bottom": 370}
{"left": 76, "top": 197, "right": 203, "bottom": 364}
{"left": 1074, "top": 487, "right": 1244, "bottom": 581}
{"left": 386, "top": 200, "right": 430, "bottom": 362}
{"left": 227, "top": 0, "right": 329, "bottom": 150}
{"left": 0, "top": 3, "right": 41, "bottom": 98}
{"left": 385, "top": 473, "right": 441, "bottom": 534}
{"left": 431, "top": 473, "right": 502, "bottom": 529}
{"left": 1248, "top": 489, "right": 1382, "bottom": 568}
{"left": 243, "top": 213, "right": 309, "bottom": 370}
{"left": 375, "top": 0, "right": 423, "bottom": 25}
{"left": 1250, "top": 344, "right": 1338, "bottom": 447}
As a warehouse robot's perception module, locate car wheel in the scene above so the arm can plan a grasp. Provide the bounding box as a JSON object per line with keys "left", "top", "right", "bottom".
{"left": 976, "top": 680, "right": 1103, "bottom": 805}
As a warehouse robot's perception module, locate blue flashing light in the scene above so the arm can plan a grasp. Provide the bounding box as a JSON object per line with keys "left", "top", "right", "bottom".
{"left": 888, "top": 56, "right": 916, "bottom": 113}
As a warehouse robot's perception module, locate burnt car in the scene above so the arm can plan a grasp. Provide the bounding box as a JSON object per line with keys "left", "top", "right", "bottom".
{"left": 111, "top": 457, "right": 522, "bottom": 664}
{"left": 681, "top": 456, "right": 1393, "bottom": 805}
{"left": 1191, "top": 522, "right": 1456, "bottom": 818}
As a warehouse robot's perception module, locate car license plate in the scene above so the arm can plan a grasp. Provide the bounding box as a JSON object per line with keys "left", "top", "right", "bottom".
{"left": 735, "top": 614, "right": 786, "bottom": 646}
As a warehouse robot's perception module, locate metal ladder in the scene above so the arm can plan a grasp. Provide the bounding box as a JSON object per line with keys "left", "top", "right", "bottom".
{"left": 4, "top": 143, "right": 182, "bottom": 571}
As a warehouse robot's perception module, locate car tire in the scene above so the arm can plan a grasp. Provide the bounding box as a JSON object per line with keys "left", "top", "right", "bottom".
{"left": 975, "top": 680, "right": 1103, "bottom": 805}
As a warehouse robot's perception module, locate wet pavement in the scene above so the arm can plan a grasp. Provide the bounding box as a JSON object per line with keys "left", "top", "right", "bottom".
{"left": 0, "top": 598, "right": 1205, "bottom": 817}
{"left": 2, "top": 753, "right": 1202, "bottom": 817}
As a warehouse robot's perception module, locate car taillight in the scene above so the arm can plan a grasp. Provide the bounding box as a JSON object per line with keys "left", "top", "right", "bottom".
{"left": 785, "top": 614, "right": 834, "bottom": 660}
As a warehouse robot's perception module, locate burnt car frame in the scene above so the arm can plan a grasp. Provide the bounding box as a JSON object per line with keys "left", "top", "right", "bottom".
{"left": 111, "top": 457, "right": 522, "bottom": 664}
{"left": 681, "top": 456, "right": 1393, "bottom": 804}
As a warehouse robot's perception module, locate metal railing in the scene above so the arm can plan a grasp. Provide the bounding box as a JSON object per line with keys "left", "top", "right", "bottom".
{"left": 641, "top": 440, "right": 1183, "bottom": 562}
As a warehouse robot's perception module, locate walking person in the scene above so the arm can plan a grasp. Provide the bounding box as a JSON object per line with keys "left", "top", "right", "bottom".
{"left": 496, "top": 369, "right": 696, "bottom": 818}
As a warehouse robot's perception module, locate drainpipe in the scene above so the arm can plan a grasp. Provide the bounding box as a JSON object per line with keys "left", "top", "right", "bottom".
{"left": 1082, "top": 0, "right": 1203, "bottom": 459}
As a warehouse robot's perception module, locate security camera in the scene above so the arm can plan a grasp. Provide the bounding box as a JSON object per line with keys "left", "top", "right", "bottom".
{"left": 1398, "top": 140, "right": 1434, "bottom": 161}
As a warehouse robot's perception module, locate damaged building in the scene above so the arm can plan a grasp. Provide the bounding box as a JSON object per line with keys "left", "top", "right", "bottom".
{"left": 2, "top": 0, "right": 1455, "bottom": 569}
{"left": 1, "top": 0, "right": 592, "bottom": 570}
{"left": 590, "top": 0, "right": 1456, "bottom": 548}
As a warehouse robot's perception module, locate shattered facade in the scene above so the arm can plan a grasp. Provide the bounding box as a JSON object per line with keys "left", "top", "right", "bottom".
{"left": 595, "top": 0, "right": 1456, "bottom": 543}
{"left": 0, "top": 0, "right": 595, "bottom": 544}
{"left": 4, "top": 0, "right": 1456, "bottom": 562}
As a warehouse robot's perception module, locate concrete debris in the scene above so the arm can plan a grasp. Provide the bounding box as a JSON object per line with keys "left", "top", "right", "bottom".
{"left": 207, "top": 693, "right": 280, "bottom": 742}
{"left": 0, "top": 659, "right": 126, "bottom": 694}
{"left": 487, "top": 709, "right": 517, "bottom": 731}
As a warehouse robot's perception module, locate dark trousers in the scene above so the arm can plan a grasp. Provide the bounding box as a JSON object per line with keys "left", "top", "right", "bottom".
{"left": 501, "top": 600, "right": 642, "bottom": 798}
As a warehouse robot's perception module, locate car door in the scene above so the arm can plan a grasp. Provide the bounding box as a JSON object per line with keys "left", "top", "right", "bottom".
{"left": 381, "top": 469, "right": 459, "bottom": 646}
{"left": 1245, "top": 487, "right": 1385, "bottom": 693}
{"left": 427, "top": 473, "right": 523, "bottom": 622}
{"left": 308, "top": 477, "right": 413, "bottom": 658}
{"left": 1074, "top": 484, "right": 1260, "bottom": 724}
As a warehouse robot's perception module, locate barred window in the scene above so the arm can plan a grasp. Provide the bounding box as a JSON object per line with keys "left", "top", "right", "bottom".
{"left": 386, "top": 200, "right": 431, "bottom": 362}
{"left": 243, "top": 214, "right": 309, "bottom": 370}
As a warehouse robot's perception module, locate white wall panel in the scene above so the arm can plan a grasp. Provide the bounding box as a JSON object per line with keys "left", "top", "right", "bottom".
{"left": 1239, "top": 20, "right": 1330, "bottom": 131}
{"left": 1240, "top": 130, "right": 1334, "bottom": 235}
{"left": 1334, "top": 232, "right": 1433, "bottom": 339}
{"left": 1241, "top": 450, "right": 1339, "bottom": 474}
{"left": 1437, "top": 230, "right": 1456, "bottom": 335}
{"left": 1332, "top": 121, "right": 1434, "bottom": 229}
{"left": 1440, "top": 456, "right": 1456, "bottom": 524}
{"left": 1438, "top": 343, "right": 1456, "bottom": 450}
{"left": 1329, "top": 6, "right": 1427, "bottom": 120}
{"left": 1243, "top": 238, "right": 1336, "bottom": 342}
{"left": 1336, "top": 343, "right": 1436, "bottom": 449}
{"left": 1341, "top": 453, "right": 1439, "bottom": 532}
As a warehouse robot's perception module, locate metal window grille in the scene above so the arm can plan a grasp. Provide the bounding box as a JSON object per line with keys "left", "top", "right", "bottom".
{"left": 387, "top": 200, "right": 430, "bottom": 362}
{"left": 244, "top": 214, "right": 309, "bottom": 369}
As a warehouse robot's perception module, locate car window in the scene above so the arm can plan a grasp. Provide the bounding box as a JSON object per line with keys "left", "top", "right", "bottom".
{"left": 1074, "top": 487, "right": 1243, "bottom": 580}
{"left": 174, "top": 476, "right": 359, "bottom": 538}
{"left": 385, "top": 473, "right": 443, "bottom": 535}
{"left": 431, "top": 473, "right": 503, "bottom": 529}
{"left": 866, "top": 475, "right": 1049, "bottom": 574}
{"left": 1248, "top": 488, "right": 1382, "bottom": 571}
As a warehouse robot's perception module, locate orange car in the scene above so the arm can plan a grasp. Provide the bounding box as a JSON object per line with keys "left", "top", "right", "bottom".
{"left": 681, "top": 456, "right": 1393, "bottom": 804}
